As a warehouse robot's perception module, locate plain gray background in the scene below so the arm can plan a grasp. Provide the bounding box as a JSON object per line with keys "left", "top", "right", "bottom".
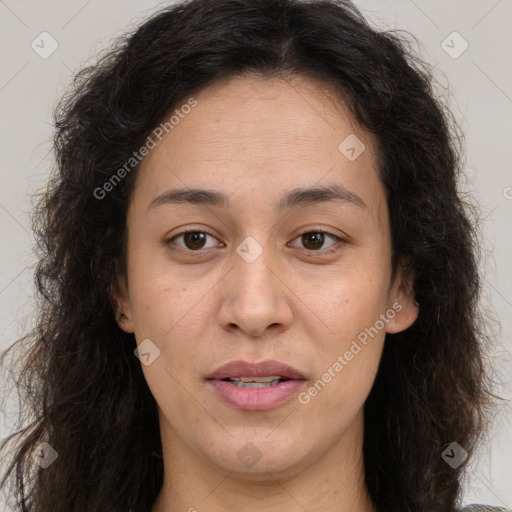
{"left": 1, "top": 0, "right": 511, "bottom": 509}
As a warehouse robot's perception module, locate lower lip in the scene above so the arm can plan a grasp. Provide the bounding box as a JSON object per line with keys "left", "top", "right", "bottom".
{"left": 208, "top": 379, "right": 306, "bottom": 411}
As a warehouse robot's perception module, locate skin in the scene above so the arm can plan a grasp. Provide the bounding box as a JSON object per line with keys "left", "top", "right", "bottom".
{"left": 113, "top": 72, "right": 418, "bottom": 512}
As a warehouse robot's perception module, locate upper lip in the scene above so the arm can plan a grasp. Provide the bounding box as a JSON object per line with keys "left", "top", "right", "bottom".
{"left": 208, "top": 359, "right": 306, "bottom": 380}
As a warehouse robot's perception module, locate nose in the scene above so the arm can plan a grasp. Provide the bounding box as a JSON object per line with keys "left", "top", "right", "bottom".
{"left": 216, "top": 244, "right": 293, "bottom": 338}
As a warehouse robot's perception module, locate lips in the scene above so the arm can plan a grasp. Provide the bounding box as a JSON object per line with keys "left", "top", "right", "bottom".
{"left": 207, "top": 359, "right": 307, "bottom": 411}
{"left": 208, "top": 359, "right": 306, "bottom": 381}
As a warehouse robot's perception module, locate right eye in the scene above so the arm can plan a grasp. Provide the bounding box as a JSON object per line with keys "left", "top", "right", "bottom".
{"left": 166, "top": 230, "right": 224, "bottom": 252}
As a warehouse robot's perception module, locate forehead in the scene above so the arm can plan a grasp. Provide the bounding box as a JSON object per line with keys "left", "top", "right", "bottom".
{"left": 130, "top": 73, "right": 385, "bottom": 220}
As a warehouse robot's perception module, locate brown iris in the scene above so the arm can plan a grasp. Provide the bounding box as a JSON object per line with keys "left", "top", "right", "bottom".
{"left": 301, "top": 232, "right": 325, "bottom": 250}
{"left": 183, "top": 231, "right": 207, "bottom": 250}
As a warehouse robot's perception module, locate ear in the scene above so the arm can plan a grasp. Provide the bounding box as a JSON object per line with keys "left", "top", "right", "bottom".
{"left": 385, "top": 263, "right": 419, "bottom": 334}
{"left": 110, "top": 274, "right": 135, "bottom": 333}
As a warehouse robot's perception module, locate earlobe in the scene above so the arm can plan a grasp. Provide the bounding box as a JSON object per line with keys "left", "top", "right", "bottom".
{"left": 385, "top": 266, "right": 419, "bottom": 334}
{"left": 111, "top": 275, "right": 135, "bottom": 333}
{"left": 385, "top": 296, "right": 419, "bottom": 334}
{"left": 117, "top": 314, "right": 135, "bottom": 333}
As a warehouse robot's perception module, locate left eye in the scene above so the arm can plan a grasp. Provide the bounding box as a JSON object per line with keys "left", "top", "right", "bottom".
{"left": 288, "top": 231, "right": 342, "bottom": 252}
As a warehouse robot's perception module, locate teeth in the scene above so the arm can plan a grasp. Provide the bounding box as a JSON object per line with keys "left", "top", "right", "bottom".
{"left": 230, "top": 379, "right": 282, "bottom": 388}
{"left": 226, "top": 376, "right": 286, "bottom": 388}
{"left": 228, "top": 376, "right": 283, "bottom": 383}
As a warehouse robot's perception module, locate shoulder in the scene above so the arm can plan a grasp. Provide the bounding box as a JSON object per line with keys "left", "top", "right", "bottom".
{"left": 461, "top": 506, "right": 511, "bottom": 512}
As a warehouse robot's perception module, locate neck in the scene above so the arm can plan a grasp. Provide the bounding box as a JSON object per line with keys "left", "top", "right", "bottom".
{"left": 151, "top": 410, "right": 375, "bottom": 512}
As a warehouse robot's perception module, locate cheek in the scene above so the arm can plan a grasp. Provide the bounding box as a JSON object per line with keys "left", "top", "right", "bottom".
{"left": 304, "top": 268, "right": 390, "bottom": 343}
{"left": 126, "top": 262, "right": 215, "bottom": 395}
{"left": 297, "top": 271, "right": 389, "bottom": 410}
{"left": 132, "top": 284, "right": 210, "bottom": 426}
{"left": 301, "top": 323, "right": 385, "bottom": 425}
{"left": 127, "top": 246, "right": 216, "bottom": 336}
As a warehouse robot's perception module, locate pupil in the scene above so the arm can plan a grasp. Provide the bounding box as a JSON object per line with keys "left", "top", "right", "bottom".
{"left": 302, "top": 232, "right": 324, "bottom": 250}
{"left": 184, "top": 232, "right": 206, "bottom": 250}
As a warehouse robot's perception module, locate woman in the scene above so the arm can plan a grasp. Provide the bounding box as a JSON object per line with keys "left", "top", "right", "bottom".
{"left": 0, "top": 0, "right": 507, "bottom": 511}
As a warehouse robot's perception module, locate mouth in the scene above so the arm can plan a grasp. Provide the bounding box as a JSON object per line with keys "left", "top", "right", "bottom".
{"left": 207, "top": 359, "right": 306, "bottom": 411}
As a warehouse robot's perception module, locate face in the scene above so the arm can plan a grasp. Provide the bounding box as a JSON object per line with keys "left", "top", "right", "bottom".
{"left": 114, "top": 73, "right": 418, "bottom": 478}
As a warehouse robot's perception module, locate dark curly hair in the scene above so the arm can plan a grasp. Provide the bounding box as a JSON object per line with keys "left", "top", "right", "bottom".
{"left": 0, "top": 0, "right": 497, "bottom": 511}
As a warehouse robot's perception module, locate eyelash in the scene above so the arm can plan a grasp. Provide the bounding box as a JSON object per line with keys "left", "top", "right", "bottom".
{"left": 165, "top": 228, "right": 345, "bottom": 256}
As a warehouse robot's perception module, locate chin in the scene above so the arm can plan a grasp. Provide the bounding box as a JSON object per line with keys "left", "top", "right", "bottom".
{"left": 203, "top": 432, "right": 310, "bottom": 476}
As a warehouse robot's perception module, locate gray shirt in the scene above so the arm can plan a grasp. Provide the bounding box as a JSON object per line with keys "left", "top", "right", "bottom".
{"left": 131, "top": 504, "right": 512, "bottom": 512}
{"left": 462, "top": 506, "right": 511, "bottom": 511}
{"left": 131, "top": 504, "right": 511, "bottom": 511}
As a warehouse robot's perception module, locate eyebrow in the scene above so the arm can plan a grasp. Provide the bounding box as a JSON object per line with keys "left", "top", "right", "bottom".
{"left": 147, "top": 184, "right": 366, "bottom": 212}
